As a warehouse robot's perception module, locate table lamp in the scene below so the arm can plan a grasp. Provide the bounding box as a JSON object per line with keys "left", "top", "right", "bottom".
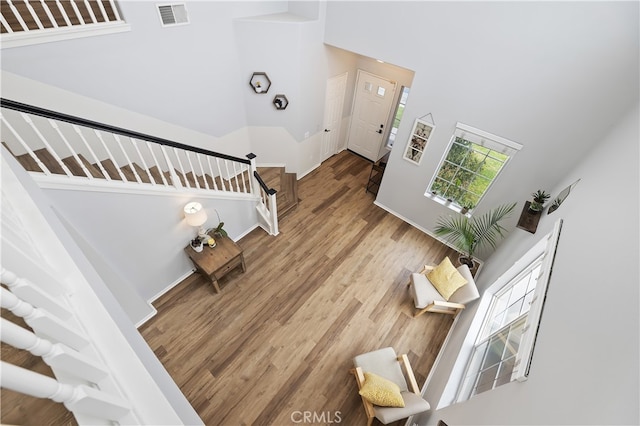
{"left": 184, "top": 202, "right": 208, "bottom": 239}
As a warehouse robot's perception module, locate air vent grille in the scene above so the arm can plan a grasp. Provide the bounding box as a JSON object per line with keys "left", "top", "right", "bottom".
{"left": 157, "top": 4, "right": 189, "bottom": 27}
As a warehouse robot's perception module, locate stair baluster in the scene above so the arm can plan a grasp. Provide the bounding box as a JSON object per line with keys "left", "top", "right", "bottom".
{"left": 113, "top": 134, "right": 143, "bottom": 184}
{"left": 22, "top": 113, "right": 74, "bottom": 176}
{"left": 49, "top": 120, "right": 94, "bottom": 179}
{"left": 131, "top": 138, "right": 156, "bottom": 185}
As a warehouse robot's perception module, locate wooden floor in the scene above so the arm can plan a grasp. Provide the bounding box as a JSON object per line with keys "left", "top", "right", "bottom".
{"left": 0, "top": 150, "right": 459, "bottom": 425}
{"left": 140, "top": 151, "right": 459, "bottom": 425}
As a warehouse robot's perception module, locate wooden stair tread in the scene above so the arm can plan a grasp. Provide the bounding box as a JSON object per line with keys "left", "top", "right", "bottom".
{"left": 61, "top": 154, "right": 104, "bottom": 178}
{"left": 14, "top": 148, "right": 65, "bottom": 174}
{"left": 257, "top": 166, "right": 284, "bottom": 191}
{"left": 97, "top": 159, "right": 122, "bottom": 180}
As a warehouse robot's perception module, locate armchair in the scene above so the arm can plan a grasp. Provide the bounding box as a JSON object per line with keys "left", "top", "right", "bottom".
{"left": 408, "top": 260, "right": 480, "bottom": 318}
{"left": 351, "top": 347, "right": 430, "bottom": 425}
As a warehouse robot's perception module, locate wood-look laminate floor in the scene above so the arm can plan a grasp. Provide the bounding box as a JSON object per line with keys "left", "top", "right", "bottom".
{"left": 140, "top": 151, "right": 459, "bottom": 425}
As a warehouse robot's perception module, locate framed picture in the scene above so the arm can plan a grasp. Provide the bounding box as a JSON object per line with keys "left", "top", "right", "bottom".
{"left": 403, "top": 118, "right": 435, "bottom": 165}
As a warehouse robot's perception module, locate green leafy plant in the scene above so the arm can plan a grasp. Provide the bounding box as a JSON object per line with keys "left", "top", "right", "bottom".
{"left": 208, "top": 222, "right": 228, "bottom": 238}
{"left": 206, "top": 209, "right": 228, "bottom": 238}
{"left": 434, "top": 203, "right": 516, "bottom": 266}
{"left": 529, "top": 190, "right": 551, "bottom": 212}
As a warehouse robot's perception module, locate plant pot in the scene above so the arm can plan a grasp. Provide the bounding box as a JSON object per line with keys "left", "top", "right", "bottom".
{"left": 528, "top": 201, "right": 542, "bottom": 214}
{"left": 458, "top": 255, "right": 475, "bottom": 268}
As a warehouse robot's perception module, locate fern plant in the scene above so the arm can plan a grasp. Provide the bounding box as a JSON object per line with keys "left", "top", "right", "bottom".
{"left": 434, "top": 203, "right": 516, "bottom": 266}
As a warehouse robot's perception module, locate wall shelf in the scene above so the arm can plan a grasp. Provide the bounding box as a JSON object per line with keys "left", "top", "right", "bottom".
{"left": 273, "top": 94, "right": 288, "bottom": 110}
{"left": 249, "top": 72, "right": 271, "bottom": 94}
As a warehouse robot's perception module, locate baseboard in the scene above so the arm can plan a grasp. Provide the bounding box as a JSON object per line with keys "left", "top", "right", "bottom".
{"left": 148, "top": 268, "right": 196, "bottom": 306}
{"left": 135, "top": 305, "right": 158, "bottom": 328}
{"left": 234, "top": 223, "right": 260, "bottom": 241}
{"left": 256, "top": 163, "right": 286, "bottom": 168}
{"left": 373, "top": 200, "right": 439, "bottom": 240}
{"left": 298, "top": 162, "right": 321, "bottom": 180}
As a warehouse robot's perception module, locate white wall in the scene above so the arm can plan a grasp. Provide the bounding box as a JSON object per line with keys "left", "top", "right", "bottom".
{"left": 324, "top": 1, "right": 639, "bottom": 260}
{"left": 417, "top": 103, "right": 639, "bottom": 425}
{"left": 1, "top": 1, "right": 289, "bottom": 137}
{"left": 43, "top": 188, "right": 259, "bottom": 302}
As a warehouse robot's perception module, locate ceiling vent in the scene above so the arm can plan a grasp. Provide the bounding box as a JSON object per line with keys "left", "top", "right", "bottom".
{"left": 157, "top": 4, "right": 189, "bottom": 27}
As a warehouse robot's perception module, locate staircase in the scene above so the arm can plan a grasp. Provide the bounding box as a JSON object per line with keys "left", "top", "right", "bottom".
{"left": 4, "top": 145, "right": 298, "bottom": 219}
{"left": 0, "top": 98, "right": 281, "bottom": 235}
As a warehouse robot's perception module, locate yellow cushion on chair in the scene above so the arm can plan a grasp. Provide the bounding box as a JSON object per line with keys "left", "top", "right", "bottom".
{"left": 426, "top": 257, "right": 468, "bottom": 300}
{"left": 359, "top": 372, "right": 405, "bottom": 407}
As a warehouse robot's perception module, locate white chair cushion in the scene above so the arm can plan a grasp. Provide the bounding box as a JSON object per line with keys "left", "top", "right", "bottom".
{"left": 409, "top": 273, "right": 445, "bottom": 309}
{"left": 353, "top": 347, "right": 408, "bottom": 392}
{"left": 448, "top": 265, "right": 480, "bottom": 305}
{"left": 374, "top": 391, "right": 431, "bottom": 424}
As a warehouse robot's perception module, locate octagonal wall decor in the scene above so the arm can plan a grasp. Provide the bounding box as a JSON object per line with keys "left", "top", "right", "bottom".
{"left": 250, "top": 72, "right": 271, "bottom": 94}
{"left": 273, "top": 94, "right": 289, "bottom": 110}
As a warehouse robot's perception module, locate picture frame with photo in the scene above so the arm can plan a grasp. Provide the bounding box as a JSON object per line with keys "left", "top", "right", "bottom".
{"left": 403, "top": 118, "right": 435, "bottom": 165}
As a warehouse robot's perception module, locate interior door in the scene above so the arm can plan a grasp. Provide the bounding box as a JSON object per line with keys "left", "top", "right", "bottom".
{"left": 347, "top": 70, "right": 397, "bottom": 161}
{"left": 321, "top": 72, "right": 348, "bottom": 162}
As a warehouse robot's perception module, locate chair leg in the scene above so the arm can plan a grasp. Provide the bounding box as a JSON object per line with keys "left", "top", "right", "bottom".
{"left": 414, "top": 307, "right": 429, "bottom": 317}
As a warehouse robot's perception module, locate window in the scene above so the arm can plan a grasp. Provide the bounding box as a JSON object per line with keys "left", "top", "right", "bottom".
{"left": 457, "top": 255, "right": 543, "bottom": 400}
{"left": 386, "top": 87, "right": 410, "bottom": 148}
{"left": 426, "top": 123, "right": 522, "bottom": 211}
{"left": 454, "top": 220, "right": 562, "bottom": 403}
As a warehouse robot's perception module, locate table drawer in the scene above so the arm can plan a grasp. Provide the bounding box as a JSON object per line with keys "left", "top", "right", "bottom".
{"left": 214, "top": 256, "right": 242, "bottom": 277}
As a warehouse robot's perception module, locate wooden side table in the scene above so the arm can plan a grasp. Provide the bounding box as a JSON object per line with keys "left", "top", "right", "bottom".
{"left": 184, "top": 236, "right": 246, "bottom": 293}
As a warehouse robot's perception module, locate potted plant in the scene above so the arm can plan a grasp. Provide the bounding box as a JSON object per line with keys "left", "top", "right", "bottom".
{"left": 434, "top": 202, "right": 516, "bottom": 268}
{"left": 459, "top": 203, "right": 475, "bottom": 215}
{"left": 190, "top": 237, "right": 203, "bottom": 253}
{"left": 529, "top": 190, "right": 550, "bottom": 213}
{"left": 206, "top": 209, "right": 228, "bottom": 238}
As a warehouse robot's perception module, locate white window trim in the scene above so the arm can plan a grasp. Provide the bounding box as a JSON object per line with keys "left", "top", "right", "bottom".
{"left": 437, "top": 218, "right": 563, "bottom": 408}
{"left": 425, "top": 122, "right": 522, "bottom": 213}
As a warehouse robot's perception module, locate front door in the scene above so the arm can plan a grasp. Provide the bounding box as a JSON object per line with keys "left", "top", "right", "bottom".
{"left": 347, "top": 70, "right": 397, "bottom": 161}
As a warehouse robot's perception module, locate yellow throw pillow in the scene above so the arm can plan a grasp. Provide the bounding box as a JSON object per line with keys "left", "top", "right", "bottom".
{"left": 426, "top": 257, "right": 468, "bottom": 300}
{"left": 359, "top": 372, "right": 405, "bottom": 407}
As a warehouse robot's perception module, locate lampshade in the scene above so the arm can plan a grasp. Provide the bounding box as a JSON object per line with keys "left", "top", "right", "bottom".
{"left": 184, "top": 202, "right": 207, "bottom": 227}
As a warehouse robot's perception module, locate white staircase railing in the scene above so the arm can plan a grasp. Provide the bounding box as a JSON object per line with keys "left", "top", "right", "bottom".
{"left": 0, "top": 155, "right": 202, "bottom": 424}
{"left": 1, "top": 98, "right": 279, "bottom": 235}
{"left": 1, "top": 0, "right": 130, "bottom": 48}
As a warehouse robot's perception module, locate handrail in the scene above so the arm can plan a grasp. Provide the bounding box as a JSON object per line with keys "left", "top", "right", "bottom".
{"left": 254, "top": 170, "right": 277, "bottom": 195}
{"left": 0, "top": 98, "right": 251, "bottom": 165}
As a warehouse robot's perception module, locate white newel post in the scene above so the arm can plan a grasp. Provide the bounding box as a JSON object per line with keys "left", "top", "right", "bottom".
{"left": 247, "top": 153, "right": 259, "bottom": 198}
{"left": 268, "top": 191, "right": 279, "bottom": 236}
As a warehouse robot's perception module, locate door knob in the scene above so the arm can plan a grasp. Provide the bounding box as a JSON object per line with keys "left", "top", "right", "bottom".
{"left": 324, "top": 129, "right": 330, "bottom": 132}
{"left": 377, "top": 129, "right": 383, "bottom": 134}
